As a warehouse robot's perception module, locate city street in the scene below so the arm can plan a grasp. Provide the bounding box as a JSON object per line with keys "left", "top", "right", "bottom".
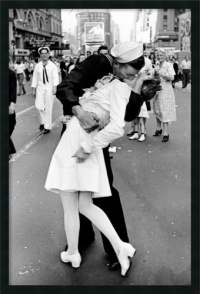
{"left": 8, "top": 80, "right": 191, "bottom": 285}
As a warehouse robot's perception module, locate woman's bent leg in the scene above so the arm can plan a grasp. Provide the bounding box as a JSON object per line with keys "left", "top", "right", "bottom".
{"left": 79, "top": 192, "right": 136, "bottom": 276}
{"left": 79, "top": 191, "right": 121, "bottom": 254}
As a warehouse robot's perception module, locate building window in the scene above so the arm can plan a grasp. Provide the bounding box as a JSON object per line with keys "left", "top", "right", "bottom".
{"left": 13, "top": 9, "right": 18, "bottom": 20}
{"left": 27, "top": 11, "right": 33, "bottom": 26}
{"left": 163, "top": 24, "right": 167, "bottom": 30}
{"left": 39, "top": 18, "right": 44, "bottom": 30}
{"left": 163, "top": 15, "right": 167, "bottom": 20}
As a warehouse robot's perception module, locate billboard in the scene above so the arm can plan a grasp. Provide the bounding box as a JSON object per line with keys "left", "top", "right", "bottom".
{"left": 179, "top": 11, "right": 191, "bottom": 52}
{"left": 85, "top": 22, "right": 104, "bottom": 43}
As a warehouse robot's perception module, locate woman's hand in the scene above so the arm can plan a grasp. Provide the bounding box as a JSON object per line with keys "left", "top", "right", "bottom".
{"left": 72, "top": 147, "right": 90, "bottom": 163}
{"left": 138, "top": 70, "right": 155, "bottom": 82}
{"left": 131, "top": 71, "right": 155, "bottom": 95}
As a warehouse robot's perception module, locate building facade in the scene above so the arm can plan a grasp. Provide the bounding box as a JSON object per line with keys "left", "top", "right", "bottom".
{"left": 135, "top": 9, "right": 190, "bottom": 55}
{"left": 110, "top": 20, "right": 120, "bottom": 48}
{"left": 76, "top": 10, "right": 111, "bottom": 53}
{"left": 153, "top": 9, "right": 187, "bottom": 52}
{"left": 9, "top": 9, "right": 63, "bottom": 61}
{"left": 136, "top": 9, "right": 152, "bottom": 44}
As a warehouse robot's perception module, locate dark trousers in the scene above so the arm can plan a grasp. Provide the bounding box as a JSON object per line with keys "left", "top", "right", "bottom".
{"left": 61, "top": 123, "right": 129, "bottom": 256}
{"left": 25, "top": 69, "right": 30, "bottom": 81}
{"left": 9, "top": 112, "right": 16, "bottom": 155}
{"left": 17, "top": 73, "right": 26, "bottom": 95}
{"left": 182, "top": 69, "right": 190, "bottom": 88}
{"left": 172, "top": 74, "right": 178, "bottom": 88}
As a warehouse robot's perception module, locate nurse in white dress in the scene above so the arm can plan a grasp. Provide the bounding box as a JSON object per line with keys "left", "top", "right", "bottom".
{"left": 45, "top": 42, "right": 152, "bottom": 276}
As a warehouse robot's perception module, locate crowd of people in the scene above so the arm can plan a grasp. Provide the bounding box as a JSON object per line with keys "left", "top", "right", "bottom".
{"left": 9, "top": 42, "right": 190, "bottom": 278}
{"left": 8, "top": 45, "right": 111, "bottom": 159}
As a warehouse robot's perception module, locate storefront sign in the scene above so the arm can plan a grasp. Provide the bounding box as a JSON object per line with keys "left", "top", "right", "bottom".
{"left": 15, "top": 49, "right": 30, "bottom": 56}
{"left": 25, "top": 41, "right": 59, "bottom": 48}
{"left": 156, "top": 47, "right": 176, "bottom": 54}
{"left": 85, "top": 22, "right": 104, "bottom": 43}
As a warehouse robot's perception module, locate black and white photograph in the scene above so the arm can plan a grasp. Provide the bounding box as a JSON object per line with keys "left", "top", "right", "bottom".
{"left": 1, "top": 2, "right": 199, "bottom": 292}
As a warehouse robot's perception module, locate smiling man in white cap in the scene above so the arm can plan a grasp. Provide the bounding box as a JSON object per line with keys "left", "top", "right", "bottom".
{"left": 31, "top": 46, "right": 59, "bottom": 134}
{"left": 55, "top": 41, "right": 153, "bottom": 272}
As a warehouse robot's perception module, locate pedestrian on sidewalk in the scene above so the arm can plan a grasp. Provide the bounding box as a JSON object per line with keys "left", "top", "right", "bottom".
{"left": 24, "top": 60, "right": 30, "bottom": 82}
{"left": 152, "top": 49, "right": 176, "bottom": 142}
{"left": 45, "top": 42, "right": 153, "bottom": 276}
{"left": 128, "top": 102, "right": 149, "bottom": 142}
{"left": 128, "top": 45, "right": 153, "bottom": 142}
{"left": 180, "top": 55, "right": 191, "bottom": 89}
{"left": 28, "top": 60, "right": 34, "bottom": 81}
{"left": 98, "top": 45, "right": 109, "bottom": 55}
{"left": 14, "top": 60, "right": 26, "bottom": 96}
{"left": 171, "top": 57, "right": 179, "bottom": 88}
{"left": 76, "top": 54, "right": 86, "bottom": 65}
{"left": 56, "top": 41, "right": 151, "bottom": 271}
{"left": 149, "top": 52, "right": 156, "bottom": 68}
{"left": 9, "top": 68, "right": 17, "bottom": 158}
{"left": 31, "top": 47, "right": 59, "bottom": 134}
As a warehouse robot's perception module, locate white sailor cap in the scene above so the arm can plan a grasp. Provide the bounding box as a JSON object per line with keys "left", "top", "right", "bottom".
{"left": 111, "top": 42, "right": 143, "bottom": 63}
{"left": 38, "top": 46, "right": 50, "bottom": 54}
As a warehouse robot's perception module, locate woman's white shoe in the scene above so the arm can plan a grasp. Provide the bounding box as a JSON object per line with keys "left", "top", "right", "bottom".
{"left": 60, "top": 251, "right": 81, "bottom": 268}
{"left": 117, "top": 243, "right": 136, "bottom": 277}
{"left": 138, "top": 133, "right": 146, "bottom": 142}
{"left": 129, "top": 132, "right": 139, "bottom": 140}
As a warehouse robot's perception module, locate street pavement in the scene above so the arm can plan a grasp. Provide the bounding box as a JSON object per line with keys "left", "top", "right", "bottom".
{"left": 8, "top": 80, "right": 191, "bottom": 285}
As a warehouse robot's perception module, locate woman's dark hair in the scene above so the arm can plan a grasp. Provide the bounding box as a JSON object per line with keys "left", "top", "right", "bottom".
{"left": 127, "top": 55, "right": 145, "bottom": 70}
{"left": 149, "top": 52, "right": 156, "bottom": 64}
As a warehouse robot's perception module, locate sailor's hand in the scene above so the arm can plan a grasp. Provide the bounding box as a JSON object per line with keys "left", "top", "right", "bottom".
{"left": 72, "top": 106, "right": 99, "bottom": 133}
